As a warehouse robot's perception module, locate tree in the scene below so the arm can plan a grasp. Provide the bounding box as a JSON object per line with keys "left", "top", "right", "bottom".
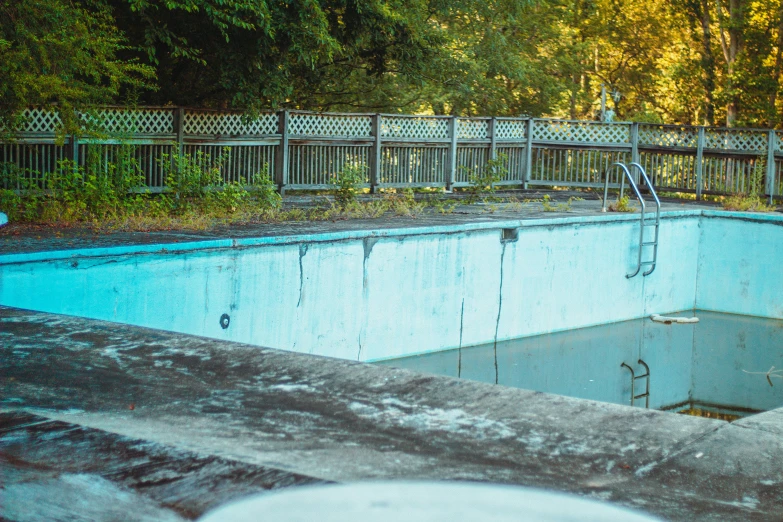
{"left": 0, "top": 0, "right": 154, "bottom": 132}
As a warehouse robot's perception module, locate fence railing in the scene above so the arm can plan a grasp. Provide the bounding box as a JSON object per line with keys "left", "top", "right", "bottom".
{"left": 3, "top": 107, "right": 783, "bottom": 199}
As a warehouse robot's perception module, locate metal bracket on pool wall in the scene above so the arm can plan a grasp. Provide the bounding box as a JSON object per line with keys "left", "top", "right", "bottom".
{"left": 600, "top": 162, "right": 661, "bottom": 278}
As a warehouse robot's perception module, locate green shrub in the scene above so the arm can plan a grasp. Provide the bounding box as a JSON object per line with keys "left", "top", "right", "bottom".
{"left": 721, "top": 157, "right": 776, "bottom": 213}
{"left": 464, "top": 153, "right": 507, "bottom": 203}
{"left": 608, "top": 194, "right": 636, "bottom": 212}
{"left": 249, "top": 171, "right": 282, "bottom": 210}
{"left": 541, "top": 194, "right": 576, "bottom": 212}
{"left": 331, "top": 164, "right": 366, "bottom": 209}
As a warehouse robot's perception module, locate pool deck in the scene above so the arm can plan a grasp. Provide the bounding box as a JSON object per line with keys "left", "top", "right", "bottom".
{"left": 2, "top": 196, "right": 783, "bottom": 521}
{"left": 2, "top": 306, "right": 783, "bottom": 521}
{"left": 0, "top": 191, "right": 727, "bottom": 258}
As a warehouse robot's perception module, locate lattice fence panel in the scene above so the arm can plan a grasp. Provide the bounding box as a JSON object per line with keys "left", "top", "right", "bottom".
{"left": 457, "top": 119, "right": 489, "bottom": 140}
{"left": 381, "top": 117, "right": 449, "bottom": 140}
{"left": 289, "top": 113, "right": 372, "bottom": 138}
{"left": 79, "top": 108, "right": 174, "bottom": 135}
{"left": 380, "top": 145, "right": 447, "bottom": 184}
{"left": 9, "top": 108, "right": 64, "bottom": 133}
{"left": 288, "top": 144, "right": 370, "bottom": 185}
{"left": 704, "top": 130, "right": 768, "bottom": 152}
{"left": 638, "top": 125, "right": 698, "bottom": 148}
{"left": 495, "top": 120, "right": 527, "bottom": 140}
{"left": 530, "top": 147, "right": 630, "bottom": 185}
{"left": 533, "top": 120, "right": 630, "bottom": 144}
{"left": 184, "top": 111, "right": 278, "bottom": 136}
{"left": 638, "top": 152, "right": 697, "bottom": 191}
{"left": 776, "top": 132, "right": 783, "bottom": 153}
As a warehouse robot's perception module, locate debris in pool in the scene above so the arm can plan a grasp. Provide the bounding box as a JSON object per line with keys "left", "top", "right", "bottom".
{"left": 650, "top": 314, "right": 699, "bottom": 324}
{"left": 742, "top": 366, "right": 782, "bottom": 387}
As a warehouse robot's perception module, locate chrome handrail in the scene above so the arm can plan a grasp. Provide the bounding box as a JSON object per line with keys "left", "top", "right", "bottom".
{"left": 601, "top": 162, "right": 661, "bottom": 277}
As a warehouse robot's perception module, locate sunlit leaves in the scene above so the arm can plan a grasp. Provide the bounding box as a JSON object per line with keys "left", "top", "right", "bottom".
{"left": 0, "top": 0, "right": 155, "bottom": 132}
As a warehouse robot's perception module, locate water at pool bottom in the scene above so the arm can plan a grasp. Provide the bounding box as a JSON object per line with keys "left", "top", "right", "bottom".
{"left": 375, "top": 311, "right": 783, "bottom": 417}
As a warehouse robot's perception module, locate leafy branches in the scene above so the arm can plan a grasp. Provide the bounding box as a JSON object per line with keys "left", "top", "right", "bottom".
{"left": 0, "top": 0, "right": 155, "bottom": 133}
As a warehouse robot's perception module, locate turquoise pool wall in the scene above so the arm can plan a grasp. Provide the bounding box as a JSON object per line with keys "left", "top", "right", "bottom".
{"left": 379, "top": 310, "right": 783, "bottom": 412}
{"left": 692, "top": 312, "right": 783, "bottom": 412}
{"left": 696, "top": 213, "right": 783, "bottom": 318}
{"left": 0, "top": 211, "right": 778, "bottom": 362}
{"left": 381, "top": 314, "right": 697, "bottom": 410}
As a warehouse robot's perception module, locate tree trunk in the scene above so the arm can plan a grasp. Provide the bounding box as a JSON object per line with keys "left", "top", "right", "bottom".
{"left": 769, "top": 0, "right": 783, "bottom": 127}
{"left": 700, "top": 0, "right": 717, "bottom": 126}
{"left": 719, "top": 0, "right": 744, "bottom": 126}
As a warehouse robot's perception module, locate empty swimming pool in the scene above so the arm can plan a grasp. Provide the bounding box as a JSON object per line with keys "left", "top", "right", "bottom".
{"left": 1, "top": 209, "right": 781, "bottom": 412}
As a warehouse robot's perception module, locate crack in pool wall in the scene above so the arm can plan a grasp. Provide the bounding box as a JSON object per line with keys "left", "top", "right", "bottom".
{"left": 362, "top": 237, "right": 379, "bottom": 283}
{"left": 358, "top": 237, "right": 379, "bottom": 362}
{"left": 297, "top": 244, "right": 308, "bottom": 308}
{"left": 493, "top": 242, "right": 507, "bottom": 385}
{"left": 458, "top": 298, "right": 464, "bottom": 378}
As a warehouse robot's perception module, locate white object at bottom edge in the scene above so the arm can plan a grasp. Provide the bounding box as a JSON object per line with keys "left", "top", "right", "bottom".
{"left": 198, "top": 481, "right": 662, "bottom": 522}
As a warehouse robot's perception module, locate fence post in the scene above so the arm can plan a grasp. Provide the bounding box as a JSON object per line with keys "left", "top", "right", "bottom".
{"left": 70, "top": 134, "right": 79, "bottom": 170}
{"left": 370, "top": 114, "right": 382, "bottom": 193}
{"left": 275, "top": 110, "right": 289, "bottom": 193}
{"left": 488, "top": 117, "right": 497, "bottom": 161}
{"left": 630, "top": 122, "right": 640, "bottom": 164}
{"left": 767, "top": 130, "right": 777, "bottom": 204}
{"left": 695, "top": 127, "right": 705, "bottom": 201}
{"left": 172, "top": 107, "right": 184, "bottom": 185}
{"left": 524, "top": 118, "right": 534, "bottom": 189}
{"left": 175, "top": 107, "right": 184, "bottom": 155}
{"left": 630, "top": 122, "right": 640, "bottom": 185}
{"left": 446, "top": 116, "right": 458, "bottom": 191}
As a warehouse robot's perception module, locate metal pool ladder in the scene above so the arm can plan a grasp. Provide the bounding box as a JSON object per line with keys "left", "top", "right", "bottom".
{"left": 601, "top": 162, "right": 661, "bottom": 278}
{"left": 621, "top": 359, "right": 650, "bottom": 408}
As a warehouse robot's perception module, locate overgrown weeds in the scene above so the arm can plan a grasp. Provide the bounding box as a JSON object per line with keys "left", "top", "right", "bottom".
{"left": 0, "top": 146, "right": 283, "bottom": 230}
{"left": 541, "top": 194, "right": 578, "bottom": 212}
{"left": 0, "top": 149, "right": 433, "bottom": 231}
{"left": 607, "top": 194, "right": 636, "bottom": 212}
{"left": 331, "top": 164, "right": 366, "bottom": 209}
{"left": 464, "top": 153, "right": 507, "bottom": 203}
{"left": 721, "top": 158, "right": 776, "bottom": 212}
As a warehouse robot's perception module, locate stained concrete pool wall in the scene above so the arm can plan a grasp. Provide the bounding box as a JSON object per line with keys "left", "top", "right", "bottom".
{"left": 0, "top": 210, "right": 780, "bottom": 362}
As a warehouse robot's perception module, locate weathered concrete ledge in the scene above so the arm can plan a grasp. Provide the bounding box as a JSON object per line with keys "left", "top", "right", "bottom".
{"left": 2, "top": 307, "right": 782, "bottom": 521}
{"left": 0, "top": 196, "right": 716, "bottom": 261}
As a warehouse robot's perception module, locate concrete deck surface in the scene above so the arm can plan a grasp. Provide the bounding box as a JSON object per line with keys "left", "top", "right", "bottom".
{"left": 0, "top": 191, "right": 724, "bottom": 257}
{"left": 2, "top": 307, "right": 782, "bottom": 521}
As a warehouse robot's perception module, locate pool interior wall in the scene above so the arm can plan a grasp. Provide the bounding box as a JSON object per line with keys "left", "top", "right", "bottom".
{"left": 1, "top": 210, "right": 781, "bottom": 364}
{"left": 376, "top": 310, "right": 783, "bottom": 416}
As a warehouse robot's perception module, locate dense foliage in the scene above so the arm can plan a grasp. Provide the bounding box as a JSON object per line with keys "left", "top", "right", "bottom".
{"left": 2, "top": 0, "right": 783, "bottom": 127}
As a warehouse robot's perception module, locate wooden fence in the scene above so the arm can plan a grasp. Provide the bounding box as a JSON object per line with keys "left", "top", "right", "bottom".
{"left": 3, "top": 107, "right": 783, "bottom": 199}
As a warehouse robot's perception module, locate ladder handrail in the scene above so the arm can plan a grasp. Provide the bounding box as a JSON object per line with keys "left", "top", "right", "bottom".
{"left": 601, "top": 162, "right": 646, "bottom": 213}
{"left": 628, "top": 162, "right": 661, "bottom": 217}
{"left": 601, "top": 162, "right": 661, "bottom": 277}
{"left": 628, "top": 163, "right": 661, "bottom": 276}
